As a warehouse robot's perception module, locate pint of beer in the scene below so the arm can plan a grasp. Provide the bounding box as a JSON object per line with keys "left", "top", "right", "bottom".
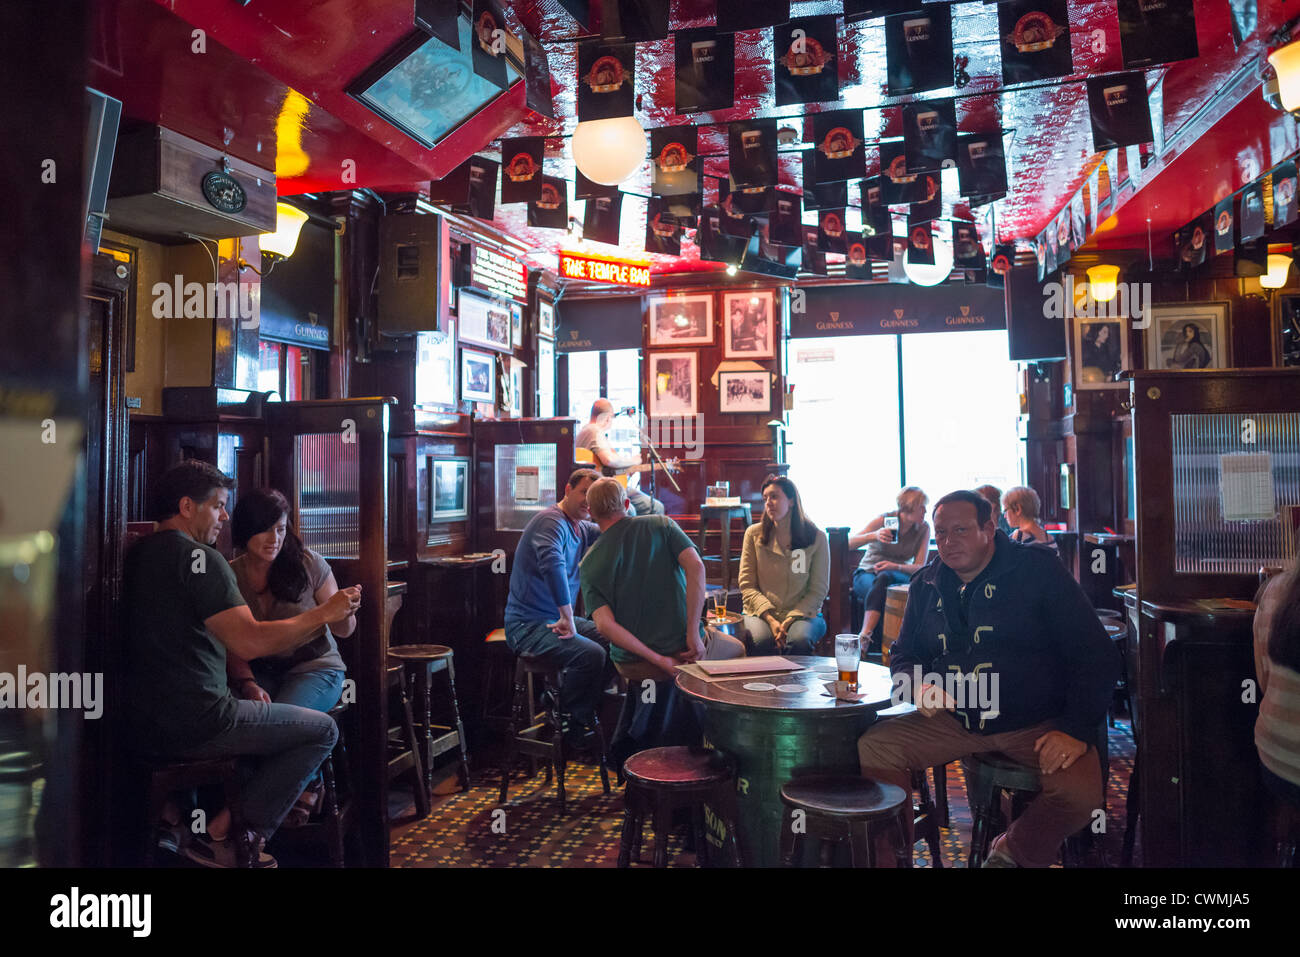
{"left": 834, "top": 634, "right": 861, "bottom": 691}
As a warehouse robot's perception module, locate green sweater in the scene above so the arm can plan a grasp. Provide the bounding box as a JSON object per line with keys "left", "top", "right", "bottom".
{"left": 738, "top": 514, "right": 829, "bottom": 622}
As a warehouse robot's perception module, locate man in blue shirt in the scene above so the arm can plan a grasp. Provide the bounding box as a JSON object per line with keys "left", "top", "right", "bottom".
{"left": 505, "top": 467, "right": 606, "bottom": 729}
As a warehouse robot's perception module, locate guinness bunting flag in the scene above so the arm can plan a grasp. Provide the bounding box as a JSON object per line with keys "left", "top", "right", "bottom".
{"left": 725, "top": 179, "right": 776, "bottom": 215}
{"left": 520, "top": 27, "right": 556, "bottom": 119}
{"left": 770, "top": 190, "right": 803, "bottom": 246}
{"left": 845, "top": 234, "right": 873, "bottom": 279}
{"left": 1239, "top": 179, "right": 1265, "bottom": 241}
{"left": 1071, "top": 193, "right": 1087, "bottom": 249}
{"left": 953, "top": 221, "right": 984, "bottom": 268}
{"left": 1236, "top": 236, "right": 1267, "bottom": 277}
{"left": 576, "top": 167, "right": 618, "bottom": 200}
{"left": 1118, "top": 0, "right": 1198, "bottom": 69}
{"left": 804, "top": 166, "right": 849, "bottom": 211}
{"left": 614, "top": 0, "right": 670, "bottom": 41}
{"left": 909, "top": 192, "right": 941, "bottom": 224}
{"left": 999, "top": 0, "right": 1073, "bottom": 86}
{"left": 527, "top": 175, "right": 568, "bottom": 228}
{"left": 1054, "top": 212, "right": 1071, "bottom": 264}
{"left": 1036, "top": 230, "right": 1049, "bottom": 281}
{"left": 988, "top": 244, "right": 1015, "bottom": 289}
{"left": 903, "top": 99, "right": 957, "bottom": 173}
{"left": 557, "top": 0, "right": 589, "bottom": 27}
{"left": 812, "top": 109, "right": 867, "bottom": 183}
{"left": 428, "top": 157, "right": 472, "bottom": 207}
{"left": 415, "top": 0, "right": 460, "bottom": 49}
{"left": 651, "top": 125, "right": 699, "bottom": 197}
{"left": 801, "top": 225, "right": 828, "bottom": 275}
{"left": 845, "top": 0, "right": 914, "bottom": 22}
{"left": 774, "top": 17, "right": 840, "bottom": 106}
{"left": 861, "top": 177, "right": 891, "bottom": 234}
{"left": 885, "top": 6, "right": 953, "bottom": 96}
{"left": 470, "top": 0, "right": 510, "bottom": 89}
{"left": 717, "top": 181, "right": 756, "bottom": 238}
{"left": 956, "top": 132, "right": 1008, "bottom": 198}
{"left": 1213, "top": 195, "right": 1234, "bottom": 256}
{"left": 583, "top": 191, "right": 623, "bottom": 246}
{"left": 907, "top": 220, "right": 935, "bottom": 265}
{"left": 674, "top": 28, "right": 734, "bottom": 114}
{"left": 1272, "top": 161, "right": 1298, "bottom": 228}
{"left": 868, "top": 230, "right": 896, "bottom": 262}
{"left": 577, "top": 41, "right": 635, "bottom": 120}
{"left": 818, "top": 207, "right": 848, "bottom": 254}
{"left": 1228, "top": 0, "right": 1257, "bottom": 50}
{"left": 716, "top": 0, "right": 790, "bottom": 33}
{"left": 645, "top": 196, "right": 682, "bottom": 256}
{"left": 729, "top": 118, "right": 778, "bottom": 189}
{"left": 1175, "top": 213, "right": 1210, "bottom": 270}
{"left": 880, "top": 141, "right": 932, "bottom": 205}
{"left": 499, "top": 137, "right": 544, "bottom": 204}
{"left": 463, "top": 156, "right": 498, "bottom": 221}
{"left": 1087, "top": 72, "right": 1153, "bottom": 151}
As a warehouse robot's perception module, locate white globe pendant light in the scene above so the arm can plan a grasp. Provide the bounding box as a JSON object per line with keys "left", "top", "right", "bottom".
{"left": 571, "top": 116, "right": 647, "bottom": 186}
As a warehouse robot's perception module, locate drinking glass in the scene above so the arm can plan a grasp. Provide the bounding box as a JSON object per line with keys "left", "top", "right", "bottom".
{"left": 834, "top": 634, "right": 861, "bottom": 691}
{"left": 712, "top": 590, "right": 727, "bottom": 619}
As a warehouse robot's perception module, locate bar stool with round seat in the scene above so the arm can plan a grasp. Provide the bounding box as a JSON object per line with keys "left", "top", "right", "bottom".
{"left": 479, "top": 627, "right": 515, "bottom": 729}
{"left": 618, "top": 746, "right": 742, "bottom": 868}
{"left": 778, "top": 774, "right": 911, "bottom": 867}
{"left": 136, "top": 756, "right": 250, "bottom": 867}
{"left": 388, "top": 643, "right": 471, "bottom": 794}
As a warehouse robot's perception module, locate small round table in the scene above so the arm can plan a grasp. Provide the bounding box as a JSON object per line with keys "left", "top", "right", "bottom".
{"left": 676, "top": 657, "right": 894, "bottom": 867}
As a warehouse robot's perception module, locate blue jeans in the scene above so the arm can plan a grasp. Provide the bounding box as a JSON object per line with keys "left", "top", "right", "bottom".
{"left": 252, "top": 665, "right": 345, "bottom": 713}
{"left": 505, "top": 616, "right": 607, "bottom": 724}
{"left": 743, "top": 614, "right": 827, "bottom": 656}
{"left": 852, "top": 568, "right": 910, "bottom": 632}
{"left": 177, "top": 699, "right": 338, "bottom": 840}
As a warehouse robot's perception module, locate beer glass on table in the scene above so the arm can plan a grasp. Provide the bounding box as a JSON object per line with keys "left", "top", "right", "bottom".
{"left": 712, "top": 589, "right": 727, "bottom": 620}
{"left": 834, "top": 634, "right": 861, "bottom": 692}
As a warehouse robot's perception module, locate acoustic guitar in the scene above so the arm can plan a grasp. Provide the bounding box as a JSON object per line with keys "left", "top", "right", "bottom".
{"left": 574, "top": 447, "right": 681, "bottom": 489}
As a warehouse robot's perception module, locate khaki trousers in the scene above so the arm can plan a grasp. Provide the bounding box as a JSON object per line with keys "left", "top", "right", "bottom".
{"left": 614, "top": 626, "right": 746, "bottom": 683}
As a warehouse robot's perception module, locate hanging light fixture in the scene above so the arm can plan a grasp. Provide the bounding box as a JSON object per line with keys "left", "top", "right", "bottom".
{"left": 571, "top": 116, "right": 647, "bottom": 186}
{"left": 902, "top": 228, "right": 953, "bottom": 286}
{"left": 1268, "top": 38, "right": 1300, "bottom": 113}
{"left": 1261, "top": 252, "right": 1293, "bottom": 289}
{"left": 1086, "top": 264, "right": 1121, "bottom": 302}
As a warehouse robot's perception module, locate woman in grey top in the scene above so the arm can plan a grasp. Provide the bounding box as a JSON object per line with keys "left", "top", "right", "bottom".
{"left": 228, "top": 488, "right": 353, "bottom": 823}
{"left": 848, "top": 487, "right": 931, "bottom": 643}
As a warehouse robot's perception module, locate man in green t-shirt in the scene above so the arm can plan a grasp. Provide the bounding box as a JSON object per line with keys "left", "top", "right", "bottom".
{"left": 124, "top": 460, "right": 360, "bottom": 867}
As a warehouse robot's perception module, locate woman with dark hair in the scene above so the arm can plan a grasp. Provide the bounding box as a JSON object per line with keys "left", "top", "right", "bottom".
{"left": 1253, "top": 566, "right": 1300, "bottom": 828}
{"left": 737, "top": 475, "right": 829, "bottom": 655}
{"left": 228, "top": 488, "right": 353, "bottom": 825}
{"left": 1172, "top": 322, "right": 1211, "bottom": 369}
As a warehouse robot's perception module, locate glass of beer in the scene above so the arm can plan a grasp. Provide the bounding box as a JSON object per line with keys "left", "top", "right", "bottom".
{"left": 834, "top": 634, "right": 861, "bottom": 691}
{"left": 712, "top": 590, "right": 727, "bottom": 619}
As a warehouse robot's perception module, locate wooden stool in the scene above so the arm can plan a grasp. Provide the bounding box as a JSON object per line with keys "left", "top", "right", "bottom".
{"left": 962, "top": 752, "right": 1041, "bottom": 868}
{"left": 498, "top": 654, "right": 611, "bottom": 814}
{"left": 138, "top": 756, "right": 249, "bottom": 867}
{"left": 910, "top": 768, "right": 945, "bottom": 867}
{"left": 618, "top": 746, "right": 742, "bottom": 868}
{"left": 1103, "top": 619, "right": 1134, "bottom": 728}
{"left": 386, "top": 661, "right": 430, "bottom": 819}
{"left": 694, "top": 504, "right": 751, "bottom": 592}
{"left": 778, "top": 775, "right": 911, "bottom": 868}
{"left": 389, "top": 644, "right": 471, "bottom": 793}
{"left": 480, "top": 628, "right": 515, "bottom": 728}
{"left": 268, "top": 700, "right": 355, "bottom": 867}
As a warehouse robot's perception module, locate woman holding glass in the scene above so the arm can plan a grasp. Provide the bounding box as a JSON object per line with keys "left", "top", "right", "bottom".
{"left": 849, "top": 487, "right": 931, "bottom": 644}
{"left": 738, "top": 475, "right": 829, "bottom": 655}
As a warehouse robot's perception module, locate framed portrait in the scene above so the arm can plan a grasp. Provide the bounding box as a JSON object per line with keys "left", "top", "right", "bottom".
{"left": 536, "top": 336, "right": 555, "bottom": 416}
{"left": 719, "top": 369, "right": 771, "bottom": 414}
{"left": 511, "top": 302, "right": 523, "bottom": 347}
{"left": 538, "top": 300, "right": 555, "bottom": 338}
{"left": 414, "top": 318, "right": 456, "bottom": 408}
{"left": 1145, "top": 303, "right": 1228, "bottom": 371}
{"left": 430, "top": 456, "right": 470, "bottom": 521}
{"left": 509, "top": 357, "right": 525, "bottom": 417}
{"left": 648, "top": 351, "right": 698, "bottom": 417}
{"left": 722, "top": 290, "right": 776, "bottom": 358}
{"left": 460, "top": 347, "right": 496, "bottom": 403}
{"left": 1073, "top": 316, "right": 1131, "bottom": 390}
{"left": 458, "top": 289, "right": 513, "bottom": 352}
{"left": 648, "top": 294, "right": 713, "bottom": 346}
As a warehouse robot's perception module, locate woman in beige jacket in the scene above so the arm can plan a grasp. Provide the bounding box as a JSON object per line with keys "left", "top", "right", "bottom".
{"left": 738, "top": 475, "right": 829, "bottom": 655}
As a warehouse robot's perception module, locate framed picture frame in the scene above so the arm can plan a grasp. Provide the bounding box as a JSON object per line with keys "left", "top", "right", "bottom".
{"left": 414, "top": 318, "right": 456, "bottom": 408}
{"left": 648, "top": 351, "right": 698, "bottom": 417}
{"left": 722, "top": 289, "right": 776, "bottom": 358}
{"left": 460, "top": 347, "right": 496, "bottom": 403}
{"left": 536, "top": 336, "right": 555, "bottom": 416}
{"left": 648, "top": 293, "right": 714, "bottom": 346}
{"left": 511, "top": 302, "right": 523, "bottom": 348}
{"left": 1073, "top": 315, "right": 1131, "bottom": 390}
{"left": 718, "top": 369, "right": 770, "bottom": 414}
{"left": 538, "top": 300, "right": 555, "bottom": 338}
{"left": 457, "top": 289, "right": 513, "bottom": 352}
{"left": 430, "top": 456, "right": 470, "bottom": 521}
{"left": 1145, "top": 302, "right": 1229, "bottom": 371}
{"left": 509, "top": 357, "right": 525, "bottom": 417}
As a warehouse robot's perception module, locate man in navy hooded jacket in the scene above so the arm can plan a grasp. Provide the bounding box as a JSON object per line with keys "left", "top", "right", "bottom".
{"left": 858, "top": 489, "right": 1118, "bottom": 867}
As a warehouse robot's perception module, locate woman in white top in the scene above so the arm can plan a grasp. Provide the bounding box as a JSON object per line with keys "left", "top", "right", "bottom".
{"left": 1002, "top": 486, "right": 1054, "bottom": 548}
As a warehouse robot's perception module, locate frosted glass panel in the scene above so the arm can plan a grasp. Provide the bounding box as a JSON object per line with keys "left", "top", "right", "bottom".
{"left": 1170, "top": 413, "right": 1300, "bottom": 574}
{"left": 294, "top": 432, "right": 360, "bottom": 558}
{"left": 495, "top": 443, "right": 557, "bottom": 531}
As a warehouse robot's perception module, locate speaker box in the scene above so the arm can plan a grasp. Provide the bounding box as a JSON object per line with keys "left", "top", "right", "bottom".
{"left": 453, "top": 241, "right": 473, "bottom": 287}
{"left": 378, "top": 212, "right": 449, "bottom": 335}
{"left": 1005, "top": 265, "right": 1067, "bottom": 361}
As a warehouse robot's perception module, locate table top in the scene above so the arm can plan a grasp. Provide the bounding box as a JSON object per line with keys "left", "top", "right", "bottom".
{"left": 676, "top": 656, "right": 894, "bottom": 716}
{"left": 705, "top": 611, "right": 743, "bottom": 626}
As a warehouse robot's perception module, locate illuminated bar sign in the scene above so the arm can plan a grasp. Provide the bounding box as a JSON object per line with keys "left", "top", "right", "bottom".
{"left": 471, "top": 246, "right": 528, "bottom": 302}
{"left": 559, "top": 250, "right": 652, "bottom": 287}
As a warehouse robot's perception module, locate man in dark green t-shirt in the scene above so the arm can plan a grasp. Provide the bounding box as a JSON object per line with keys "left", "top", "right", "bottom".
{"left": 124, "top": 460, "right": 359, "bottom": 867}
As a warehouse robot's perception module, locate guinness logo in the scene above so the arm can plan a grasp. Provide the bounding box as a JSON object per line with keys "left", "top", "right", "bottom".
{"left": 830, "top": 312, "right": 839, "bottom": 321}
{"left": 570, "top": 330, "right": 579, "bottom": 340}
{"left": 960, "top": 305, "right": 970, "bottom": 316}
{"left": 893, "top": 309, "right": 904, "bottom": 319}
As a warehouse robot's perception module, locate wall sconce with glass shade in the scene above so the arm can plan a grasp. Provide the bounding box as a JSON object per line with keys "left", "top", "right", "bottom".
{"left": 239, "top": 202, "right": 309, "bottom": 276}
{"left": 1267, "top": 37, "right": 1300, "bottom": 114}
{"left": 1086, "top": 264, "right": 1121, "bottom": 302}
{"left": 1261, "top": 252, "right": 1294, "bottom": 289}
{"left": 571, "top": 116, "right": 647, "bottom": 185}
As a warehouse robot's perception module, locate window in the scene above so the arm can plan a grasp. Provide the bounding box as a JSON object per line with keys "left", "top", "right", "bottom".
{"left": 259, "top": 340, "right": 315, "bottom": 400}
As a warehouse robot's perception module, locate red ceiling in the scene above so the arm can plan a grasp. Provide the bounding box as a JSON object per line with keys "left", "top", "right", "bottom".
{"left": 90, "top": 0, "right": 1300, "bottom": 274}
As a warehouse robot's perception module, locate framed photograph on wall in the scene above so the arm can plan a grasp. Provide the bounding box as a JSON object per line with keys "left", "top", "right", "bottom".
{"left": 461, "top": 347, "right": 496, "bottom": 403}
{"left": 719, "top": 369, "right": 771, "bottom": 414}
{"left": 414, "top": 319, "right": 456, "bottom": 408}
{"left": 430, "top": 456, "right": 470, "bottom": 521}
{"left": 509, "top": 357, "right": 525, "bottom": 417}
{"left": 1073, "top": 316, "right": 1131, "bottom": 390}
{"left": 1145, "top": 302, "right": 1228, "bottom": 371}
{"left": 458, "top": 289, "right": 513, "bottom": 352}
{"left": 536, "top": 337, "right": 555, "bottom": 416}
{"left": 648, "top": 293, "right": 714, "bottom": 346}
{"left": 538, "top": 300, "right": 555, "bottom": 338}
{"left": 722, "top": 289, "right": 776, "bottom": 358}
{"left": 648, "top": 351, "right": 698, "bottom": 417}
{"left": 511, "top": 302, "right": 523, "bottom": 347}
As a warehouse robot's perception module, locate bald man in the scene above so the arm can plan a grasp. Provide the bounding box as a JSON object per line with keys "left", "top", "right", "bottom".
{"left": 575, "top": 399, "right": 665, "bottom": 516}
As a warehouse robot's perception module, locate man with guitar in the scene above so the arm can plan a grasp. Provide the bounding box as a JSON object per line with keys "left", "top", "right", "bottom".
{"left": 575, "top": 399, "right": 669, "bottom": 516}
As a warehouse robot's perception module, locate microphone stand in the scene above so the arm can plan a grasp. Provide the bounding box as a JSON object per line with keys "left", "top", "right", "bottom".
{"left": 639, "top": 424, "right": 681, "bottom": 498}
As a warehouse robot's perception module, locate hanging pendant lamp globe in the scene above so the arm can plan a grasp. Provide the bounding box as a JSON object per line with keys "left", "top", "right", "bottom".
{"left": 571, "top": 116, "right": 647, "bottom": 186}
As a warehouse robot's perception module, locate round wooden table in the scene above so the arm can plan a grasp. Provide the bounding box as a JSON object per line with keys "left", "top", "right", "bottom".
{"left": 676, "top": 656, "right": 894, "bottom": 867}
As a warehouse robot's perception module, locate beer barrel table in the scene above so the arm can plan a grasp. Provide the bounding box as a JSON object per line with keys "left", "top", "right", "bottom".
{"left": 882, "top": 584, "right": 909, "bottom": 662}
{"left": 676, "top": 657, "right": 893, "bottom": 867}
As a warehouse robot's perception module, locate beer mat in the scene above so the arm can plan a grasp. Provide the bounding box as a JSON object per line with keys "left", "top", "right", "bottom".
{"left": 742, "top": 681, "right": 777, "bottom": 691}
{"left": 695, "top": 656, "right": 803, "bottom": 676}
{"left": 822, "top": 681, "right": 868, "bottom": 702}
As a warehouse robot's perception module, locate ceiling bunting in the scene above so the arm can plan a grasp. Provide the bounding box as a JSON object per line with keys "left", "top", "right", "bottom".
{"left": 844, "top": 0, "right": 916, "bottom": 23}
{"left": 867, "top": 229, "right": 896, "bottom": 262}
{"left": 1227, "top": 0, "right": 1257, "bottom": 50}
{"left": 908, "top": 191, "right": 941, "bottom": 224}
{"left": 956, "top": 132, "right": 1008, "bottom": 198}
{"left": 880, "top": 141, "right": 937, "bottom": 205}
{"left": 1087, "top": 72, "right": 1153, "bottom": 151}
{"left": 744, "top": 226, "right": 803, "bottom": 278}
{"left": 1117, "top": 0, "right": 1198, "bottom": 70}
{"left": 903, "top": 98, "right": 957, "bottom": 174}
{"left": 1239, "top": 179, "right": 1265, "bottom": 242}
{"left": 428, "top": 155, "right": 473, "bottom": 206}
{"left": 717, "top": 180, "right": 757, "bottom": 237}
{"left": 907, "top": 220, "right": 935, "bottom": 265}
{"left": 773, "top": 17, "right": 840, "bottom": 106}
{"left": 414, "top": 0, "right": 460, "bottom": 49}
{"left": 1070, "top": 193, "right": 1086, "bottom": 249}
{"left": 1035, "top": 230, "right": 1048, "bottom": 281}
{"left": 470, "top": 0, "right": 511, "bottom": 89}
{"left": 651, "top": 125, "right": 699, "bottom": 197}
{"left": 812, "top": 110, "right": 867, "bottom": 183}
{"left": 1055, "top": 211, "right": 1072, "bottom": 263}
{"left": 459, "top": 156, "right": 499, "bottom": 221}
{"left": 818, "top": 208, "right": 848, "bottom": 253}
{"left": 1213, "top": 195, "right": 1235, "bottom": 256}
{"left": 698, "top": 206, "right": 748, "bottom": 264}
{"left": 725, "top": 178, "right": 777, "bottom": 215}
{"left": 1046, "top": 225, "right": 1061, "bottom": 275}
{"left": 861, "top": 177, "right": 891, "bottom": 233}
{"left": 729, "top": 118, "right": 779, "bottom": 189}
{"left": 715, "top": 0, "right": 790, "bottom": 34}
{"left": 1235, "top": 236, "right": 1267, "bottom": 277}
{"left": 988, "top": 244, "right": 1015, "bottom": 289}
{"left": 583, "top": 191, "right": 623, "bottom": 246}
{"left": 557, "top": 0, "right": 590, "bottom": 28}
{"left": 499, "top": 137, "right": 544, "bottom": 204}
{"left": 801, "top": 225, "right": 829, "bottom": 274}
{"left": 576, "top": 166, "right": 619, "bottom": 200}
{"left": 845, "top": 234, "right": 873, "bottom": 279}
{"left": 674, "top": 28, "right": 735, "bottom": 114}
{"left": 807, "top": 179, "right": 849, "bottom": 210}
{"left": 527, "top": 175, "right": 569, "bottom": 228}
{"left": 885, "top": 6, "right": 953, "bottom": 96}
{"left": 612, "top": 0, "right": 670, "bottom": 41}
{"left": 645, "top": 196, "right": 682, "bottom": 256}
{"left": 577, "top": 41, "right": 635, "bottom": 120}
{"left": 968, "top": 191, "right": 1007, "bottom": 209}
{"left": 770, "top": 190, "right": 804, "bottom": 246}
{"left": 999, "top": 0, "right": 1072, "bottom": 86}
{"left": 966, "top": 266, "right": 989, "bottom": 284}
{"left": 520, "top": 27, "right": 556, "bottom": 119}
{"left": 1175, "top": 213, "right": 1211, "bottom": 270}
{"left": 659, "top": 184, "right": 701, "bottom": 222}
{"left": 953, "top": 222, "right": 984, "bottom": 268}
{"left": 1272, "top": 161, "right": 1298, "bottom": 229}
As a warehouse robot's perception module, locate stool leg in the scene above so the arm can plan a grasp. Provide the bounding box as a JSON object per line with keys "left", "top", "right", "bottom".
{"left": 618, "top": 787, "right": 641, "bottom": 868}
{"left": 850, "top": 824, "right": 873, "bottom": 868}
{"left": 591, "top": 713, "right": 611, "bottom": 796}
{"left": 320, "top": 754, "right": 343, "bottom": 868}
{"left": 691, "top": 804, "right": 709, "bottom": 867}
{"left": 547, "top": 680, "right": 566, "bottom": 814}
{"left": 968, "top": 805, "right": 990, "bottom": 869}
{"left": 144, "top": 781, "right": 167, "bottom": 867}
{"left": 652, "top": 799, "right": 672, "bottom": 868}
{"left": 418, "top": 666, "right": 434, "bottom": 797}
{"left": 399, "top": 680, "right": 430, "bottom": 820}
{"left": 500, "top": 665, "right": 525, "bottom": 805}
{"left": 779, "top": 816, "right": 800, "bottom": 867}
{"left": 894, "top": 812, "right": 912, "bottom": 868}
{"left": 444, "top": 656, "right": 471, "bottom": 792}
{"left": 1122, "top": 757, "right": 1139, "bottom": 868}
{"left": 933, "top": 764, "right": 950, "bottom": 828}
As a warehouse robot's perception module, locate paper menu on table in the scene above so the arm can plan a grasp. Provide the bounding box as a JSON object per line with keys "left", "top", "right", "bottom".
{"left": 1219, "top": 452, "right": 1274, "bottom": 521}
{"left": 695, "top": 655, "right": 803, "bottom": 676}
